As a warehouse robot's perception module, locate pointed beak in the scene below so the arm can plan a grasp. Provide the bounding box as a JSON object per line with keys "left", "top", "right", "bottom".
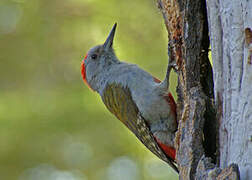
{"left": 103, "top": 23, "right": 117, "bottom": 51}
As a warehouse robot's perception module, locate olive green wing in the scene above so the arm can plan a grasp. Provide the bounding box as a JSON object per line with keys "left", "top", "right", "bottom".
{"left": 101, "top": 83, "right": 178, "bottom": 173}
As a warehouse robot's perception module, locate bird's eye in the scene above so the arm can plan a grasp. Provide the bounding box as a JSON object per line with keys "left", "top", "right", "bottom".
{"left": 91, "top": 54, "right": 97, "bottom": 59}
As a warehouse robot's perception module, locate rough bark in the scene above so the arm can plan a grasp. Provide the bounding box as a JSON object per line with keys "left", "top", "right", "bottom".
{"left": 158, "top": 0, "right": 218, "bottom": 178}
{"left": 206, "top": 0, "right": 252, "bottom": 179}
{"left": 157, "top": 0, "right": 251, "bottom": 179}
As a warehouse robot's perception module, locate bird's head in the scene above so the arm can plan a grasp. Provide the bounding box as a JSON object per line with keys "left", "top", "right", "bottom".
{"left": 81, "top": 23, "right": 118, "bottom": 91}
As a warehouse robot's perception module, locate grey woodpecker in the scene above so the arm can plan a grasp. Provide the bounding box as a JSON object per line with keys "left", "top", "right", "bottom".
{"left": 81, "top": 23, "right": 179, "bottom": 173}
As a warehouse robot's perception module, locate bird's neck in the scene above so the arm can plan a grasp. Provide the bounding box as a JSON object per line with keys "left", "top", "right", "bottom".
{"left": 89, "top": 59, "right": 121, "bottom": 93}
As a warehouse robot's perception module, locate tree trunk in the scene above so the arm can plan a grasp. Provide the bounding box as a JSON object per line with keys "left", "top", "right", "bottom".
{"left": 157, "top": 0, "right": 251, "bottom": 179}
{"left": 206, "top": 0, "right": 252, "bottom": 179}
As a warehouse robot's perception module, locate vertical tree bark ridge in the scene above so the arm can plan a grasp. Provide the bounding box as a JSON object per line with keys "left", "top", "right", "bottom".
{"left": 157, "top": 0, "right": 218, "bottom": 179}
{"left": 157, "top": 0, "right": 183, "bottom": 68}
{"left": 175, "top": 0, "right": 216, "bottom": 178}
{"left": 206, "top": 0, "right": 252, "bottom": 179}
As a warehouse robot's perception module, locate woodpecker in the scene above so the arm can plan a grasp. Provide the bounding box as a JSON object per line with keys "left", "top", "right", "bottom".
{"left": 81, "top": 23, "right": 178, "bottom": 173}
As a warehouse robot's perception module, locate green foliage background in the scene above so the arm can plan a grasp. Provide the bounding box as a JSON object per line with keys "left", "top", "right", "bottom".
{"left": 0, "top": 0, "right": 177, "bottom": 179}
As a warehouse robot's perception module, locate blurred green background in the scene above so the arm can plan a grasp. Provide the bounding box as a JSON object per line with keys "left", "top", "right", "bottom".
{"left": 0, "top": 0, "right": 178, "bottom": 179}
